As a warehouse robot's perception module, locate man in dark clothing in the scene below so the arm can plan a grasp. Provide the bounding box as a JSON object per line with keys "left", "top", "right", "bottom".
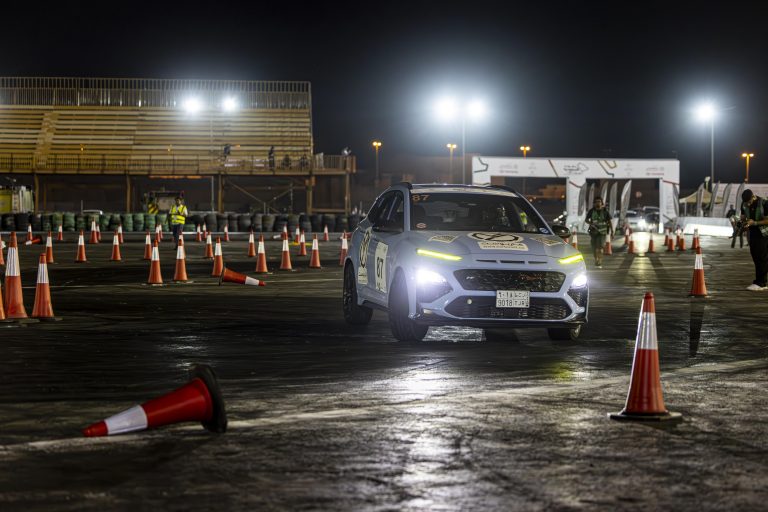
{"left": 740, "top": 189, "right": 768, "bottom": 291}
{"left": 584, "top": 196, "right": 614, "bottom": 268}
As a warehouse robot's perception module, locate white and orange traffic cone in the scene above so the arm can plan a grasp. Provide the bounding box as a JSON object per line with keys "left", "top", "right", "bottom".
{"left": 338, "top": 233, "right": 348, "bottom": 266}
{"left": 663, "top": 228, "right": 670, "bottom": 247}
{"left": 57, "top": 224, "right": 64, "bottom": 242}
{"left": 323, "top": 225, "right": 329, "bottom": 242}
{"left": 677, "top": 229, "right": 686, "bottom": 251}
{"left": 570, "top": 232, "right": 578, "bottom": 249}
{"left": 96, "top": 223, "right": 102, "bottom": 243}
{"left": 196, "top": 224, "right": 203, "bottom": 243}
{"left": 627, "top": 232, "right": 635, "bottom": 254}
{"left": 297, "top": 230, "right": 307, "bottom": 256}
{"left": 0, "top": 283, "right": 5, "bottom": 321}
{"left": 255, "top": 234, "right": 269, "bottom": 273}
{"left": 211, "top": 237, "right": 224, "bottom": 277}
{"left": 609, "top": 292, "right": 682, "bottom": 422}
{"left": 89, "top": 220, "right": 99, "bottom": 244}
{"left": 689, "top": 247, "right": 708, "bottom": 297}
{"left": 45, "top": 231, "right": 54, "bottom": 264}
{"left": 623, "top": 226, "right": 630, "bottom": 246}
{"left": 25, "top": 237, "right": 42, "bottom": 246}
{"left": 118, "top": 224, "right": 124, "bottom": 244}
{"left": 691, "top": 228, "right": 700, "bottom": 251}
{"left": 224, "top": 224, "right": 230, "bottom": 242}
{"left": 75, "top": 230, "right": 87, "bottom": 263}
{"left": 604, "top": 237, "right": 613, "bottom": 256}
{"left": 26, "top": 224, "right": 33, "bottom": 243}
{"left": 82, "top": 364, "right": 227, "bottom": 437}
{"left": 173, "top": 236, "right": 189, "bottom": 283}
{"left": 279, "top": 238, "right": 293, "bottom": 271}
{"left": 147, "top": 240, "right": 163, "bottom": 285}
{"left": 219, "top": 267, "right": 266, "bottom": 287}
{"left": 647, "top": 234, "right": 655, "bottom": 253}
{"left": 293, "top": 226, "right": 300, "bottom": 245}
{"left": 204, "top": 233, "right": 214, "bottom": 259}
{"left": 110, "top": 231, "right": 122, "bottom": 261}
{"left": 282, "top": 225, "right": 288, "bottom": 241}
{"left": 202, "top": 222, "right": 208, "bottom": 240}
{"left": 0, "top": 232, "right": 5, "bottom": 266}
{"left": 247, "top": 230, "right": 256, "bottom": 257}
{"left": 4, "top": 232, "right": 28, "bottom": 319}
{"left": 32, "top": 253, "right": 58, "bottom": 320}
{"left": 667, "top": 231, "right": 676, "bottom": 252}
{"left": 155, "top": 224, "right": 162, "bottom": 244}
{"left": 309, "top": 235, "right": 321, "bottom": 269}
{"left": 142, "top": 231, "right": 151, "bottom": 260}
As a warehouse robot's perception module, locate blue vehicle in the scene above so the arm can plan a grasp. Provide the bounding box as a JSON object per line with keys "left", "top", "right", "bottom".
{"left": 342, "top": 183, "right": 588, "bottom": 342}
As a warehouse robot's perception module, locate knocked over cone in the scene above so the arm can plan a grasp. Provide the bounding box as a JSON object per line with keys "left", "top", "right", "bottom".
{"left": 219, "top": 267, "right": 266, "bottom": 287}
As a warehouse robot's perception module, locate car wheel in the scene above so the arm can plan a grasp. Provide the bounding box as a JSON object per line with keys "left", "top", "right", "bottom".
{"left": 388, "top": 272, "right": 428, "bottom": 342}
{"left": 547, "top": 324, "right": 582, "bottom": 341}
{"left": 483, "top": 328, "right": 519, "bottom": 343}
{"left": 343, "top": 263, "right": 372, "bottom": 325}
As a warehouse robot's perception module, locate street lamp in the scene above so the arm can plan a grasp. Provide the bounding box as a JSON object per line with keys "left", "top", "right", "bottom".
{"left": 435, "top": 97, "right": 487, "bottom": 185}
{"left": 520, "top": 145, "right": 530, "bottom": 158}
{"left": 446, "top": 143, "right": 457, "bottom": 182}
{"left": 372, "top": 141, "right": 382, "bottom": 186}
{"left": 742, "top": 152, "right": 754, "bottom": 183}
{"left": 695, "top": 102, "right": 716, "bottom": 190}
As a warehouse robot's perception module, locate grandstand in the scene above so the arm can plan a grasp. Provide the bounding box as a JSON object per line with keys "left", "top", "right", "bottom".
{"left": 0, "top": 77, "right": 355, "bottom": 213}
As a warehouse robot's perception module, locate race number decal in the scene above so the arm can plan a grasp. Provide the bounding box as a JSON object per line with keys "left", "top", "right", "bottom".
{"left": 374, "top": 242, "right": 388, "bottom": 293}
{"left": 358, "top": 228, "right": 372, "bottom": 285}
{"left": 468, "top": 232, "right": 528, "bottom": 251}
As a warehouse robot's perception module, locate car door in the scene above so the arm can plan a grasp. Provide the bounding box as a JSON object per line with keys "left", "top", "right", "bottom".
{"left": 368, "top": 191, "right": 404, "bottom": 305}
{"left": 356, "top": 192, "right": 394, "bottom": 301}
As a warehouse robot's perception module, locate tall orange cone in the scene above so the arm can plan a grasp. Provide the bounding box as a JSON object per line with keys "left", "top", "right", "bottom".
{"left": 293, "top": 226, "right": 300, "bottom": 244}
{"left": 279, "top": 238, "right": 293, "bottom": 271}
{"left": 96, "top": 223, "right": 102, "bottom": 242}
{"left": 570, "top": 232, "right": 578, "bottom": 249}
{"left": 143, "top": 231, "right": 152, "bottom": 260}
{"left": 155, "top": 224, "right": 162, "bottom": 244}
{"left": 26, "top": 224, "right": 33, "bottom": 243}
{"left": 627, "top": 232, "right": 635, "bottom": 254}
{"left": 604, "top": 236, "right": 613, "bottom": 256}
{"left": 663, "top": 228, "right": 670, "bottom": 247}
{"left": 689, "top": 246, "right": 708, "bottom": 297}
{"left": 666, "top": 230, "right": 676, "bottom": 252}
{"left": 677, "top": 229, "right": 686, "bottom": 251}
{"left": 57, "top": 224, "right": 64, "bottom": 242}
{"left": 0, "top": 282, "right": 5, "bottom": 321}
{"left": 89, "top": 220, "right": 99, "bottom": 244}
{"left": 309, "top": 235, "right": 322, "bottom": 269}
{"left": 297, "top": 230, "right": 307, "bottom": 256}
{"left": 0, "top": 232, "right": 5, "bottom": 266}
{"left": 282, "top": 224, "right": 288, "bottom": 241}
{"left": 82, "top": 364, "right": 227, "bottom": 437}
{"left": 255, "top": 234, "right": 269, "bottom": 273}
{"left": 32, "top": 253, "right": 58, "bottom": 320}
{"left": 118, "top": 224, "right": 124, "bottom": 244}
{"left": 211, "top": 237, "right": 224, "bottom": 276}
{"left": 647, "top": 234, "right": 655, "bottom": 253}
{"left": 338, "top": 232, "right": 348, "bottom": 266}
{"left": 147, "top": 241, "right": 163, "bottom": 285}
{"left": 202, "top": 222, "right": 208, "bottom": 240}
{"left": 75, "top": 230, "right": 87, "bottom": 263}
{"left": 610, "top": 292, "right": 682, "bottom": 422}
{"left": 204, "top": 232, "right": 214, "bottom": 259}
{"left": 110, "top": 231, "right": 122, "bottom": 261}
{"left": 224, "top": 224, "right": 230, "bottom": 242}
{"left": 691, "top": 228, "right": 700, "bottom": 251}
{"left": 219, "top": 267, "right": 266, "bottom": 287}
{"left": 4, "top": 232, "right": 28, "bottom": 318}
{"left": 247, "top": 230, "right": 256, "bottom": 257}
{"left": 196, "top": 224, "right": 203, "bottom": 242}
{"left": 323, "top": 225, "right": 329, "bottom": 242}
{"left": 45, "top": 231, "right": 54, "bottom": 263}
{"left": 623, "top": 226, "right": 630, "bottom": 246}
{"left": 173, "top": 236, "right": 189, "bottom": 283}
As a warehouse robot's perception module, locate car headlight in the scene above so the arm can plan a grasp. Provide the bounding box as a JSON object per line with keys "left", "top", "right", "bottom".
{"left": 415, "top": 268, "right": 452, "bottom": 303}
{"left": 638, "top": 219, "right": 647, "bottom": 228}
{"left": 571, "top": 273, "right": 588, "bottom": 288}
{"left": 416, "top": 268, "right": 447, "bottom": 285}
{"left": 416, "top": 248, "right": 462, "bottom": 261}
{"left": 559, "top": 253, "right": 584, "bottom": 265}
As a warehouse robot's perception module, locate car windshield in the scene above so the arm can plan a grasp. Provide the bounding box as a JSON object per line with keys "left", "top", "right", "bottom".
{"left": 410, "top": 192, "right": 550, "bottom": 233}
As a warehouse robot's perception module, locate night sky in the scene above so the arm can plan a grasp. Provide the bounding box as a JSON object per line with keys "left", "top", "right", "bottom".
{"left": 2, "top": 1, "right": 766, "bottom": 188}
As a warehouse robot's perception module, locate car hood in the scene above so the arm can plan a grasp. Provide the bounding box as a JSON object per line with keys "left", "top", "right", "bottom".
{"left": 408, "top": 231, "right": 577, "bottom": 258}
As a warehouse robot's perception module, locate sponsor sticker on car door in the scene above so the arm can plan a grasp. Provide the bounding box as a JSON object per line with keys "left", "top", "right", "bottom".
{"left": 374, "top": 242, "right": 388, "bottom": 293}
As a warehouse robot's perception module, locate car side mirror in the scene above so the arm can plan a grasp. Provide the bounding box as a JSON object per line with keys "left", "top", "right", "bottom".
{"left": 551, "top": 225, "right": 571, "bottom": 239}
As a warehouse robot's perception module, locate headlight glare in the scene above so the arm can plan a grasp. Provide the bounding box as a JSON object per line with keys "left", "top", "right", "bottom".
{"left": 571, "top": 273, "right": 588, "bottom": 288}
{"left": 416, "top": 268, "right": 447, "bottom": 285}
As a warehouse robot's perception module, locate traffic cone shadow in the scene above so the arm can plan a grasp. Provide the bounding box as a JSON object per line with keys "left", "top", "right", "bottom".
{"left": 689, "top": 300, "right": 706, "bottom": 357}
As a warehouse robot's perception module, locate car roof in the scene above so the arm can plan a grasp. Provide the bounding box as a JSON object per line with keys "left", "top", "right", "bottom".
{"left": 408, "top": 184, "right": 520, "bottom": 197}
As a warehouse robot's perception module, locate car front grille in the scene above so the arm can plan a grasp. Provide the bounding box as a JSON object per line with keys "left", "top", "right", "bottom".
{"left": 445, "top": 296, "right": 571, "bottom": 320}
{"left": 454, "top": 269, "right": 565, "bottom": 292}
{"left": 567, "top": 288, "right": 588, "bottom": 308}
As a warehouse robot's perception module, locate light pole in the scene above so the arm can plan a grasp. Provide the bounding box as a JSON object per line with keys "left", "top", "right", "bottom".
{"left": 435, "top": 98, "right": 487, "bottom": 185}
{"left": 695, "top": 103, "right": 716, "bottom": 190}
{"left": 742, "top": 152, "right": 754, "bottom": 183}
{"left": 519, "top": 145, "right": 530, "bottom": 158}
{"left": 446, "top": 143, "right": 457, "bottom": 182}
{"left": 372, "top": 141, "right": 382, "bottom": 187}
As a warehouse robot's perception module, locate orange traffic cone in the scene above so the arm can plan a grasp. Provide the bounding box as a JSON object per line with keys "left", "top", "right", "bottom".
{"left": 25, "top": 237, "right": 42, "bottom": 246}
{"left": 89, "top": 221, "right": 98, "bottom": 244}
{"left": 96, "top": 223, "right": 102, "bottom": 242}
{"left": 255, "top": 234, "right": 269, "bottom": 273}
{"left": 219, "top": 267, "right": 266, "bottom": 287}
{"left": 297, "top": 231, "right": 307, "bottom": 256}
{"left": 224, "top": 224, "right": 230, "bottom": 242}
{"left": 143, "top": 231, "right": 152, "bottom": 260}
{"left": 75, "top": 230, "right": 87, "bottom": 263}
{"left": 604, "top": 234, "right": 613, "bottom": 256}
{"left": 282, "top": 225, "right": 288, "bottom": 241}
{"left": 4, "top": 232, "right": 28, "bottom": 319}
{"left": 323, "top": 225, "right": 329, "bottom": 242}
{"left": 211, "top": 237, "right": 224, "bottom": 277}
{"left": 204, "top": 233, "right": 214, "bottom": 259}
{"left": 118, "top": 224, "right": 124, "bottom": 244}
{"left": 196, "top": 224, "right": 203, "bottom": 242}
{"left": 202, "top": 222, "right": 208, "bottom": 239}
{"left": 623, "top": 226, "right": 630, "bottom": 246}
{"left": 279, "top": 238, "right": 293, "bottom": 271}
{"left": 677, "top": 230, "right": 686, "bottom": 251}
{"left": 610, "top": 292, "right": 682, "bottom": 422}
{"left": 110, "top": 231, "right": 122, "bottom": 261}
{"left": 689, "top": 247, "right": 708, "bottom": 297}
{"left": 147, "top": 241, "right": 163, "bottom": 285}
{"left": 0, "top": 232, "right": 5, "bottom": 266}
{"left": 247, "top": 230, "right": 256, "bottom": 257}
{"left": 663, "top": 228, "right": 670, "bottom": 247}
{"left": 0, "top": 283, "right": 5, "bottom": 321}
{"left": 691, "top": 228, "right": 700, "bottom": 251}
{"left": 26, "top": 224, "right": 33, "bottom": 243}
{"left": 667, "top": 231, "right": 676, "bottom": 252}
{"left": 45, "top": 231, "right": 54, "bottom": 263}
{"left": 174, "top": 236, "right": 189, "bottom": 283}
{"left": 339, "top": 233, "right": 348, "bottom": 266}
{"left": 32, "top": 253, "right": 58, "bottom": 320}
{"left": 82, "top": 364, "right": 227, "bottom": 437}
{"left": 570, "top": 232, "right": 578, "bottom": 249}
{"left": 57, "top": 224, "right": 64, "bottom": 242}
{"left": 627, "top": 232, "right": 635, "bottom": 254}
{"left": 155, "top": 224, "right": 162, "bottom": 244}
{"left": 647, "top": 234, "right": 655, "bottom": 253}
{"left": 309, "top": 235, "right": 322, "bottom": 269}
{"left": 293, "top": 226, "right": 300, "bottom": 244}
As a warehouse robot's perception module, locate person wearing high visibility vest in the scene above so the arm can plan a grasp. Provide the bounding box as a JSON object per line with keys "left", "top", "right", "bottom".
{"left": 169, "top": 196, "right": 189, "bottom": 246}
{"left": 585, "top": 196, "right": 614, "bottom": 268}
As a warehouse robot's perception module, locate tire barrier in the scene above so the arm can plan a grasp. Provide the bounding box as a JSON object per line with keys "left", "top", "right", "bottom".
{"left": 144, "top": 213, "right": 156, "bottom": 232}
{"left": 132, "top": 213, "right": 145, "bottom": 232}
{"left": 335, "top": 214, "right": 349, "bottom": 233}
{"left": 310, "top": 214, "right": 322, "bottom": 233}
{"left": 205, "top": 213, "right": 218, "bottom": 232}
{"left": 261, "top": 213, "right": 275, "bottom": 232}
{"left": 237, "top": 214, "right": 251, "bottom": 232}
{"left": 251, "top": 213, "right": 263, "bottom": 232}
{"left": 322, "top": 213, "right": 336, "bottom": 233}
{"left": 75, "top": 214, "right": 86, "bottom": 232}
{"left": 62, "top": 212, "right": 75, "bottom": 231}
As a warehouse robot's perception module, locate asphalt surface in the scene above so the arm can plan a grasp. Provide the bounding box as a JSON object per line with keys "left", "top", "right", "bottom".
{"left": 1, "top": 232, "right": 767, "bottom": 511}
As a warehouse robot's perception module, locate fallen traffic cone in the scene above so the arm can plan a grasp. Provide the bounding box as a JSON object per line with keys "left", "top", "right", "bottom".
{"left": 173, "top": 237, "right": 189, "bottom": 283}
{"left": 224, "top": 224, "right": 230, "bottom": 242}
{"left": 691, "top": 228, "right": 700, "bottom": 251}
{"left": 279, "top": 238, "right": 293, "bottom": 271}
{"left": 609, "top": 292, "right": 682, "bottom": 423}
{"left": 118, "top": 224, "right": 124, "bottom": 244}
{"left": 82, "top": 364, "right": 227, "bottom": 437}
{"left": 647, "top": 234, "right": 655, "bottom": 253}
{"left": 689, "top": 247, "right": 708, "bottom": 297}
{"left": 89, "top": 220, "right": 99, "bottom": 244}
{"left": 627, "top": 232, "right": 635, "bottom": 254}
{"left": 143, "top": 231, "right": 152, "bottom": 260}
{"left": 24, "top": 237, "right": 42, "bottom": 245}
{"left": 323, "top": 225, "right": 329, "bottom": 242}
{"left": 32, "top": 253, "right": 58, "bottom": 320}
{"left": 219, "top": 267, "right": 266, "bottom": 287}
{"left": 110, "top": 231, "right": 122, "bottom": 261}
{"left": 247, "top": 230, "right": 256, "bottom": 257}
{"left": 4, "top": 232, "right": 28, "bottom": 319}
{"left": 75, "top": 230, "right": 87, "bottom": 263}
{"left": 147, "top": 240, "right": 163, "bottom": 285}
{"left": 26, "top": 224, "right": 33, "bottom": 242}
{"left": 204, "top": 232, "right": 214, "bottom": 259}
{"left": 57, "top": 224, "right": 64, "bottom": 242}
{"left": 309, "top": 235, "right": 321, "bottom": 269}
{"left": 339, "top": 233, "right": 348, "bottom": 266}
{"left": 45, "top": 232, "right": 54, "bottom": 263}
{"left": 211, "top": 237, "right": 224, "bottom": 277}
{"left": 297, "top": 230, "right": 307, "bottom": 256}
{"left": 196, "top": 224, "right": 203, "bottom": 242}
{"left": 570, "top": 232, "right": 578, "bottom": 249}
{"left": 255, "top": 234, "right": 269, "bottom": 273}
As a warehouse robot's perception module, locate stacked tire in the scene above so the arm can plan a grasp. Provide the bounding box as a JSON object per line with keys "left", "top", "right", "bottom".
{"left": 62, "top": 212, "right": 76, "bottom": 232}
{"left": 262, "top": 213, "right": 275, "bottom": 232}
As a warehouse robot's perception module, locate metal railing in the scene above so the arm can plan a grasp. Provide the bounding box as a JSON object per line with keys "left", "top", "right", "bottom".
{"left": 0, "top": 77, "right": 311, "bottom": 110}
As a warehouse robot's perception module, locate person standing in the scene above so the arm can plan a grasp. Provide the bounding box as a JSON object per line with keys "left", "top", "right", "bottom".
{"left": 740, "top": 189, "right": 768, "bottom": 291}
{"left": 585, "top": 196, "right": 613, "bottom": 268}
{"left": 169, "top": 196, "right": 189, "bottom": 246}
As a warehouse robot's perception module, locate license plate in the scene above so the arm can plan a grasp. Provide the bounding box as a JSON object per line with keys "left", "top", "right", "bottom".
{"left": 495, "top": 290, "right": 530, "bottom": 308}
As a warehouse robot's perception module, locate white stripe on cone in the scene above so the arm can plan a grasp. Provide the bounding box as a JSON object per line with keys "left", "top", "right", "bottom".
{"left": 206, "top": 234, "right": 212, "bottom": 244}
{"left": 177, "top": 244, "right": 185, "bottom": 260}
{"left": 249, "top": 232, "right": 254, "bottom": 244}
{"left": 6, "top": 247, "right": 19, "bottom": 276}
{"left": 341, "top": 237, "right": 348, "bottom": 250}
{"left": 37, "top": 259, "right": 49, "bottom": 284}
{"left": 244, "top": 276, "right": 262, "bottom": 286}
{"left": 151, "top": 245, "right": 160, "bottom": 261}
{"left": 104, "top": 405, "right": 149, "bottom": 435}
{"left": 258, "top": 240, "right": 265, "bottom": 254}
{"left": 636, "top": 312, "right": 658, "bottom": 350}
{"left": 214, "top": 241, "right": 222, "bottom": 256}
{"left": 282, "top": 239, "right": 289, "bottom": 252}
{"left": 46, "top": 236, "right": 53, "bottom": 248}
{"left": 695, "top": 253, "right": 703, "bottom": 270}
{"left": 312, "top": 238, "right": 318, "bottom": 251}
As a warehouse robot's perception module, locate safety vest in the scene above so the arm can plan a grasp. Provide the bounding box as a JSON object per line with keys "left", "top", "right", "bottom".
{"left": 586, "top": 208, "right": 611, "bottom": 235}
{"left": 148, "top": 203, "right": 159, "bottom": 214}
{"left": 169, "top": 205, "right": 188, "bottom": 225}
{"left": 742, "top": 197, "right": 768, "bottom": 237}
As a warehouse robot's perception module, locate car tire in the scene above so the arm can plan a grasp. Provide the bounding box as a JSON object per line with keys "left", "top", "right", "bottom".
{"left": 343, "top": 263, "right": 372, "bottom": 325}
{"left": 483, "top": 329, "right": 519, "bottom": 343}
{"left": 547, "top": 324, "right": 582, "bottom": 341}
{"left": 388, "top": 273, "right": 428, "bottom": 342}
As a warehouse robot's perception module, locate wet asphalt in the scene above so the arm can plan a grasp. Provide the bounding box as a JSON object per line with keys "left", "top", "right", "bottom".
{"left": 1, "top": 232, "right": 767, "bottom": 511}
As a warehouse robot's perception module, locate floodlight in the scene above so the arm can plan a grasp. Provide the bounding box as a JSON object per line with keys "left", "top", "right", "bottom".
{"left": 222, "top": 97, "right": 238, "bottom": 112}
{"left": 466, "top": 99, "right": 487, "bottom": 120}
{"left": 435, "top": 97, "right": 458, "bottom": 121}
{"left": 183, "top": 97, "right": 203, "bottom": 114}
{"left": 695, "top": 102, "right": 716, "bottom": 122}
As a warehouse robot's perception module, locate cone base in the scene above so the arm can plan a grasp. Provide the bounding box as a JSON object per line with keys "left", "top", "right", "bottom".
{"left": 6, "top": 318, "right": 40, "bottom": 324}
{"left": 33, "top": 316, "right": 63, "bottom": 322}
{"left": 191, "top": 365, "right": 227, "bottom": 433}
{"left": 609, "top": 411, "right": 683, "bottom": 423}
{"left": 173, "top": 280, "right": 195, "bottom": 284}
